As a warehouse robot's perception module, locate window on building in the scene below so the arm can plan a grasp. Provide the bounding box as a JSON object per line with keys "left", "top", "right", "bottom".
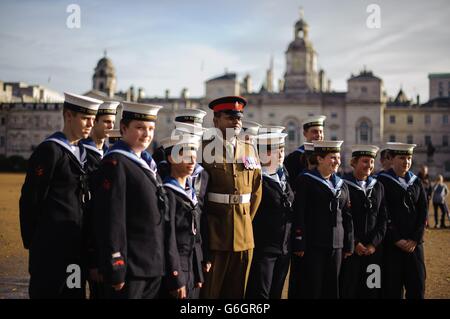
{"left": 389, "top": 115, "right": 396, "bottom": 124}
{"left": 269, "top": 113, "right": 275, "bottom": 118}
{"left": 331, "top": 113, "right": 338, "bottom": 119}
{"left": 425, "top": 135, "right": 431, "bottom": 146}
{"left": 0, "top": 136, "right": 4, "bottom": 147}
{"left": 407, "top": 135, "right": 414, "bottom": 144}
{"left": 0, "top": 117, "right": 4, "bottom": 126}
{"left": 443, "top": 115, "right": 448, "bottom": 125}
{"left": 443, "top": 135, "right": 449, "bottom": 147}
{"left": 247, "top": 113, "right": 254, "bottom": 119}
{"left": 361, "top": 86, "right": 367, "bottom": 93}
{"left": 287, "top": 121, "right": 297, "bottom": 143}
{"left": 389, "top": 135, "right": 396, "bottom": 142}
{"left": 331, "top": 134, "right": 338, "bottom": 141}
{"left": 407, "top": 115, "right": 413, "bottom": 125}
{"left": 425, "top": 114, "right": 431, "bottom": 124}
{"left": 356, "top": 120, "right": 372, "bottom": 143}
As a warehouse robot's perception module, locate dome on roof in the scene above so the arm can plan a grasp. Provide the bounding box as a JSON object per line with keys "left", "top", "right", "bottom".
{"left": 287, "top": 38, "right": 308, "bottom": 51}
{"left": 295, "top": 18, "right": 308, "bottom": 31}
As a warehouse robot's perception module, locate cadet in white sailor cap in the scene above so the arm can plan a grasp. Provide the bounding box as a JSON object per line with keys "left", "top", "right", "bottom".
{"left": 240, "top": 120, "right": 262, "bottom": 145}
{"left": 377, "top": 143, "right": 427, "bottom": 299}
{"left": 93, "top": 102, "right": 176, "bottom": 299}
{"left": 107, "top": 129, "right": 122, "bottom": 146}
{"left": 81, "top": 100, "right": 119, "bottom": 164}
{"left": 159, "top": 133, "right": 205, "bottom": 299}
{"left": 290, "top": 140, "right": 354, "bottom": 299}
{"left": 377, "top": 142, "right": 403, "bottom": 174}
{"left": 80, "top": 99, "right": 120, "bottom": 299}
{"left": 340, "top": 144, "right": 387, "bottom": 299}
{"left": 19, "top": 92, "right": 102, "bottom": 299}
{"left": 246, "top": 132, "right": 294, "bottom": 299}
{"left": 174, "top": 122, "right": 207, "bottom": 137}
{"left": 174, "top": 108, "right": 207, "bottom": 127}
{"left": 284, "top": 115, "right": 326, "bottom": 187}
{"left": 259, "top": 125, "right": 285, "bottom": 134}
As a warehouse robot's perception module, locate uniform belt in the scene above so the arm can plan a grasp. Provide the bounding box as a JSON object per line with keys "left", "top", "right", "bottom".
{"left": 207, "top": 192, "right": 251, "bottom": 204}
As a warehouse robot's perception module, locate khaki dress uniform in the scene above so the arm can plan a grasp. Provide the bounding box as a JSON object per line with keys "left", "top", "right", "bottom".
{"left": 200, "top": 135, "right": 262, "bottom": 299}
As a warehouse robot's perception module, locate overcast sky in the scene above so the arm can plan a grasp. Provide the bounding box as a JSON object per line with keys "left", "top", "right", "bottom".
{"left": 1, "top": 0, "right": 449, "bottom": 101}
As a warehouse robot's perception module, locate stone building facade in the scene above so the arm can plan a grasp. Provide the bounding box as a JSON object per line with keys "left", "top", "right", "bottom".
{"left": 0, "top": 12, "right": 448, "bottom": 177}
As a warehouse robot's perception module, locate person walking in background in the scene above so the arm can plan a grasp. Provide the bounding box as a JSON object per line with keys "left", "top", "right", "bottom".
{"left": 432, "top": 175, "right": 449, "bottom": 229}
{"left": 418, "top": 165, "right": 432, "bottom": 228}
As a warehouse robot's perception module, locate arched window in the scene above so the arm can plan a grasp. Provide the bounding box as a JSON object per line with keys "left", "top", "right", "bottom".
{"left": 356, "top": 119, "right": 372, "bottom": 143}
{"left": 287, "top": 121, "right": 297, "bottom": 143}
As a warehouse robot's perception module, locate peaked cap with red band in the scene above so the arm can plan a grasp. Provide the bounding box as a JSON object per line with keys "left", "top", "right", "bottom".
{"left": 208, "top": 96, "right": 247, "bottom": 117}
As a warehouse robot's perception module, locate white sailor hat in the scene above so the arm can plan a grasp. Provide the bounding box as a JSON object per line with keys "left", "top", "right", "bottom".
{"left": 304, "top": 142, "right": 314, "bottom": 154}
{"left": 302, "top": 115, "right": 326, "bottom": 130}
{"left": 386, "top": 143, "right": 416, "bottom": 156}
{"left": 64, "top": 92, "right": 102, "bottom": 115}
{"left": 242, "top": 120, "right": 262, "bottom": 136}
{"left": 160, "top": 133, "right": 201, "bottom": 157}
{"left": 121, "top": 102, "right": 163, "bottom": 122}
{"left": 313, "top": 140, "right": 343, "bottom": 153}
{"left": 259, "top": 125, "right": 286, "bottom": 134}
{"left": 108, "top": 129, "right": 122, "bottom": 144}
{"left": 257, "top": 132, "right": 288, "bottom": 150}
{"left": 97, "top": 101, "right": 120, "bottom": 116}
{"left": 174, "top": 108, "right": 207, "bottom": 126}
{"left": 174, "top": 121, "right": 207, "bottom": 137}
{"left": 351, "top": 144, "right": 380, "bottom": 158}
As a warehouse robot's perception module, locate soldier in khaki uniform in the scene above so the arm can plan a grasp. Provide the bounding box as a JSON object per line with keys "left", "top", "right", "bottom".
{"left": 200, "top": 96, "right": 262, "bottom": 299}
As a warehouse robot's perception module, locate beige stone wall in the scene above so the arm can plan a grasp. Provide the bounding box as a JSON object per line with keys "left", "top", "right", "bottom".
{"left": 429, "top": 76, "right": 450, "bottom": 99}
{"left": 205, "top": 79, "right": 240, "bottom": 101}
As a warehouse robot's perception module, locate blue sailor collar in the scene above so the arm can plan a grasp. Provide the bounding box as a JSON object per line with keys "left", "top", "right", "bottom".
{"left": 294, "top": 145, "right": 305, "bottom": 154}
{"left": 191, "top": 163, "right": 204, "bottom": 178}
{"left": 378, "top": 168, "right": 418, "bottom": 191}
{"left": 302, "top": 168, "right": 344, "bottom": 196}
{"left": 105, "top": 140, "right": 157, "bottom": 176}
{"left": 343, "top": 173, "right": 377, "bottom": 194}
{"left": 163, "top": 176, "right": 198, "bottom": 206}
{"left": 43, "top": 131, "right": 87, "bottom": 167}
{"left": 80, "top": 137, "right": 108, "bottom": 158}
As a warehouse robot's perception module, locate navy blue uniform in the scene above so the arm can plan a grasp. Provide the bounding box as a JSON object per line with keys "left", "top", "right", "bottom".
{"left": 339, "top": 174, "right": 387, "bottom": 299}
{"left": 290, "top": 169, "right": 354, "bottom": 299}
{"left": 377, "top": 169, "right": 427, "bottom": 299}
{"left": 93, "top": 141, "right": 175, "bottom": 299}
{"left": 283, "top": 145, "right": 306, "bottom": 187}
{"left": 161, "top": 177, "right": 204, "bottom": 299}
{"left": 246, "top": 167, "right": 294, "bottom": 299}
{"left": 19, "top": 132, "right": 90, "bottom": 298}
{"left": 80, "top": 137, "right": 109, "bottom": 299}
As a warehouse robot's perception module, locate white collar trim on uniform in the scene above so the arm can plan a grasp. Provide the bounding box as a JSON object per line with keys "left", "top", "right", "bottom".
{"left": 83, "top": 143, "right": 104, "bottom": 158}
{"left": 163, "top": 182, "right": 197, "bottom": 206}
{"left": 107, "top": 149, "right": 157, "bottom": 176}
{"left": 344, "top": 178, "right": 377, "bottom": 194}
{"left": 303, "top": 172, "right": 343, "bottom": 196}
{"left": 379, "top": 172, "right": 417, "bottom": 191}
{"left": 44, "top": 138, "right": 87, "bottom": 167}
